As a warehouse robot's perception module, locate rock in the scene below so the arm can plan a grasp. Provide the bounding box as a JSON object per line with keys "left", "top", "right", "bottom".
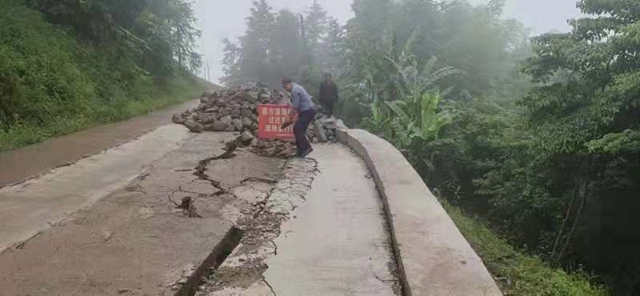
{"left": 211, "top": 121, "right": 228, "bottom": 131}
{"left": 232, "top": 119, "right": 243, "bottom": 131}
{"left": 203, "top": 124, "right": 216, "bottom": 132}
{"left": 322, "top": 118, "right": 338, "bottom": 129}
{"left": 231, "top": 108, "right": 241, "bottom": 118}
{"left": 278, "top": 147, "right": 296, "bottom": 157}
{"left": 242, "top": 91, "right": 259, "bottom": 102}
{"left": 241, "top": 131, "right": 254, "bottom": 142}
{"left": 205, "top": 107, "right": 219, "bottom": 113}
{"left": 241, "top": 109, "right": 253, "bottom": 118}
{"left": 225, "top": 125, "right": 236, "bottom": 132}
{"left": 221, "top": 115, "right": 233, "bottom": 125}
{"left": 263, "top": 147, "right": 277, "bottom": 157}
{"left": 172, "top": 114, "right": 185, "bottom": 124}
{"left": 313, "top": 120, "right": 328, "bottom": 143}
{"left": 201, "top": 114, "right": 216, "bottom": 124}
{"left": 336, "top": 119, "right": 348, "bottom": 130}
{"left": 242, "top": 117, "right": 253, "bottom": 128}
{"left": 259, "top": 93, "right": 271, "bottom": 101}
{"left": 197, "top": 103, "right": 207, "bottom": 111}
{"left": 184, "top": 120, "right": 203, "bottom": 133}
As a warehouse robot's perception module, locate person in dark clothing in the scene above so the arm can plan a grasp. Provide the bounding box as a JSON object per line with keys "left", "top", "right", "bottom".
{"left": 318, "top": 73, "right": 339, "bottom": 117}
{"left": 282, "top": 78, "right": 316, "bottom": 158}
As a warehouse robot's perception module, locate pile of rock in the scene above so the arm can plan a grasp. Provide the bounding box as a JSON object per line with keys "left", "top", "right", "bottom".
{"left": 172, "top": 83, "right": 348, "bottom": 158}
{"left": 250, "top": 139, "right": 297, "bottom": 159}
{"left": 311, "top": 114, "right": 347, "bottom": 143}
{"left": 172, "top": 82, "right": 289, "bottom": 135}
{"left": 248, "top": 115, "right": 347, "bottom": 158}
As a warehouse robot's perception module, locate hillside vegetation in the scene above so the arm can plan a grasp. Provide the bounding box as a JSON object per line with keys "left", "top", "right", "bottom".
{"left": 0, "top": 0, "right": 207, "bottom": 152}
{"left": 222, "top": 0, "right": 640, "bottom": 294}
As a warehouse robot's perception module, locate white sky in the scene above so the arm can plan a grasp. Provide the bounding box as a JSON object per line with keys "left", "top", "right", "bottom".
{"left": 194, "top": 0, "right": 581, "bottom": 83}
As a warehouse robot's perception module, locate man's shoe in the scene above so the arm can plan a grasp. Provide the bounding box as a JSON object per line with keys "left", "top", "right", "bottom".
{"left": 301, "top": 147, "right": 314, "bottom": 158}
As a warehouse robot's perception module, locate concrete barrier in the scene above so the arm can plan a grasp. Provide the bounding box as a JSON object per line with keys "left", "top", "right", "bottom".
{"left": 337, "top": 129, "right": 502, "bottom": 296}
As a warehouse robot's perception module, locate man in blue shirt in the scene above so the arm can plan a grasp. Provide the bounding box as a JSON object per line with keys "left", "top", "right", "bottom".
{"left": 282, "top": 78, "right": 316, "bottom": 158}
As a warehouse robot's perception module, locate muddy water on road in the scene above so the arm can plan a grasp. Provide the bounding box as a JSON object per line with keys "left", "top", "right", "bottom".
{"left": 0, "top": 99, "right": 199, "bottom": 187}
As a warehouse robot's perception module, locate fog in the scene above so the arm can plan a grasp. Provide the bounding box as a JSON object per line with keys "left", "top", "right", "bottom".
{"left": 194, "top": 0, "right": 580, "bottom": 83}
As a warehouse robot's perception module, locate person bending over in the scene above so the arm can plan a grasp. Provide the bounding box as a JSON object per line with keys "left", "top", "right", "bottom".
{"left": 282, "top": 78, "right": 316, "bottom": 158}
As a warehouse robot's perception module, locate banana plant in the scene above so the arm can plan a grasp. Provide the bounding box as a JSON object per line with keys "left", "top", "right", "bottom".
{"left": 385, "top": 91, "right": 452, "bottom": 144}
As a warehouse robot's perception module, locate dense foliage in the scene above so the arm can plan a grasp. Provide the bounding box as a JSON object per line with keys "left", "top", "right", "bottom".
{"left": 222, "top": 0, "right": 640, "bottom": 294}
{"left": 0, "top": 0, "right": 205, "bottom": 151}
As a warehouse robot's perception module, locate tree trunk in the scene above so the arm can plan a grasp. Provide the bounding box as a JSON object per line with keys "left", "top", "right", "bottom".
{"left": 556, "top": 178, "right": 590, "bottom": 262}
{"left": 551, "top": 185, "right": 578, "bottom": 259}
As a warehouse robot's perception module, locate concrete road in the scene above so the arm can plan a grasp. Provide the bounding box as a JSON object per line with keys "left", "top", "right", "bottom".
{"left": 203, "top": 144, "right": 400, "bottom": 295}
{"left": 0, "top": 99, "right": 199, "bottom": 187}
{"left": 0, "top": 125, "right": 195, "bottom": 253}
{"left": 264, "top": 144, "right": 399, "bottom": 295}
{"left": 0, "top": 106, "right": 401, "bottom": 295}
{"left": 0, "top": 132, "right": 284, "bottom": 295}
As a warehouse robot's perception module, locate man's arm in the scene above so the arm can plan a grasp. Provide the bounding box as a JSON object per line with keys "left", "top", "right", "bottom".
{"left": 334, "top": 83, "right": 339, "bottom": 102}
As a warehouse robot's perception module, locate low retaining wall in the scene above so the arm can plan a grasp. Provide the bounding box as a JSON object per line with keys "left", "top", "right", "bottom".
{"left": 337, "top": 129, "right": 502, "bottom": 296}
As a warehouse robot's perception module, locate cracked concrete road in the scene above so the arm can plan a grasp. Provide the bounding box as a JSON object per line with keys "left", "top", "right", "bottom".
{"left": 200, "top": 144, "right": 399, "bottom": 296}
{"left": 0, "top": 131, "right": 285, "bottom": 295}
{"left": 0, "top": 119, "right": 400, "bottom": 295}
{"left": 0, "top": 124, "right": 195, "bottom": 253}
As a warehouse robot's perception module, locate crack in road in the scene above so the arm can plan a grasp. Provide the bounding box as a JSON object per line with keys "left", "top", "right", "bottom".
{"left": 197, "top": 158, "right": 318, "bottom": 296}
{"left": 262, "top": 274, "right": 277, "bottom": 296}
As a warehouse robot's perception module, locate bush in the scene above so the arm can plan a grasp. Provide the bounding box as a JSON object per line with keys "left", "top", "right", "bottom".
{"left": 442, "top": 201, "right": 608, "bottom": 296}
{"left": 0, "top": 0, "right": 207, "bottom": 152}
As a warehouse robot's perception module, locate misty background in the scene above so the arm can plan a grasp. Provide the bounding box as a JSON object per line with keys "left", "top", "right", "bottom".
{"left": 194, "top": 0, "right": 580, "bottom": 83}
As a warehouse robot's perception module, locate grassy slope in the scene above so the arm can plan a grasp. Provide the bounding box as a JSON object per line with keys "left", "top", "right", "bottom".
{"left": 441, "top": 201, "right": 608, "bottom": 296}
{"left": 0, "top": 0, "right": 210, "bottom": 152}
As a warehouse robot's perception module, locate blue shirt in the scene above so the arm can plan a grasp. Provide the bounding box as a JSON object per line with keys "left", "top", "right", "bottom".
{"left": 291, "top": 83, "right": 314, "bottom": 113}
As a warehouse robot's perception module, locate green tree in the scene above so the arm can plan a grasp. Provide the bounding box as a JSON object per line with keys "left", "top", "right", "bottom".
{"left": 237, "top": 0, "right": 276, "bottom": 83}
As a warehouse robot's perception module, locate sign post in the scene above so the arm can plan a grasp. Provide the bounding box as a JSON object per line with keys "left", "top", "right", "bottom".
{"left": 257, "top": 104, "right": 296, "bottom": 140}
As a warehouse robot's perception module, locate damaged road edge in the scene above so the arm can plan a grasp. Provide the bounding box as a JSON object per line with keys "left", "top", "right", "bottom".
{"left": 175, "top": 227, "right": 244, "bottom": 296}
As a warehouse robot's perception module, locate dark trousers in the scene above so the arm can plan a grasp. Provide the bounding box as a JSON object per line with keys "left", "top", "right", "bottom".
{"left": 294, "top": 109, "right": 316, "bottom": 156}
{"left": 320, "top": 100, "right": 334, "bottom": 117}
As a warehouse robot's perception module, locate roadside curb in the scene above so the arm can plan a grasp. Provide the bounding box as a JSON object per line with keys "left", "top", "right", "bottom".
{"left": 337, "top": 129, "right": 502, "bottom": 296}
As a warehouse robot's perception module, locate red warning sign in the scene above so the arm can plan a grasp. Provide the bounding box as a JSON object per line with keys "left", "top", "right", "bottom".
{"left": 257, "top": 104, "right": 296, "bottom": 140}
